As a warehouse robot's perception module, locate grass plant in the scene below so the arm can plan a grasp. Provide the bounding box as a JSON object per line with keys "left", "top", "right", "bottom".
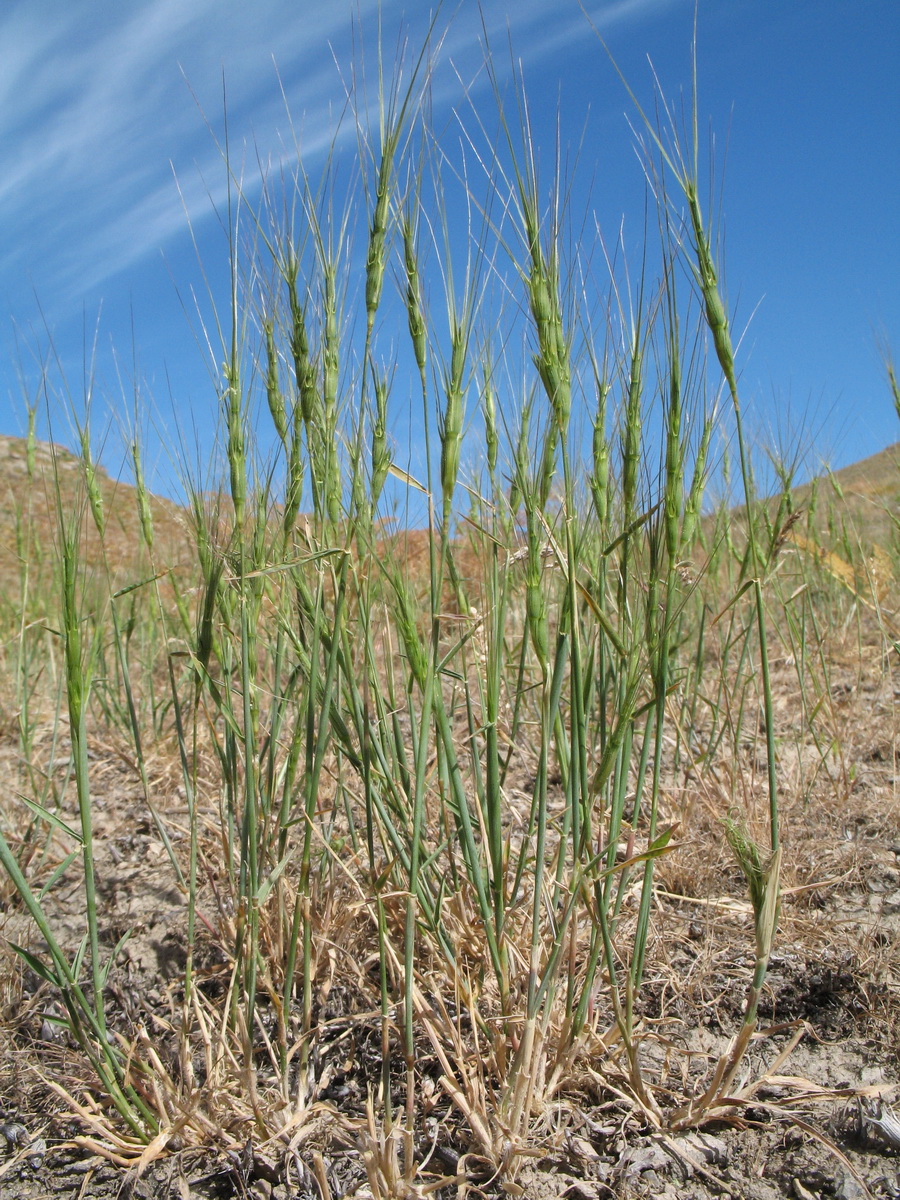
{"left": 0, "top": 18, "right": 894, "bottom": 1192}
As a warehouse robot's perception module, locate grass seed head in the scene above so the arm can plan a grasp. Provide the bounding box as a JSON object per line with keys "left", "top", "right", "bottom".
{"left": 371, "top": 369, "right": 390, "bottom": 508}
{"left": 365, "top": 147, "right": 395, "bottom": 328}
{"left": 131, "top": 438, "right": 154, "bottom": 552}
{"left": 508, "top": 404, "right": 531, "bottom": 522}
{"left": 322, "top": 264, "right": 342, "bottom": 524}
{"left": 538, "top": 423, "right": 558, "bottom": 511}
{"left": 264, "top": 320, "right": 289, "bottom": 447}
{"left": 286, "top": 262, "right": 319, "bottom": 427}
{"left": 663, "top": 354, "right": 684, "bottom": 565}
{"left": 621, "top": 340, "right": 643, "bottom": 523}
{"left": 722, "top": 810, "right": 781, "bottom": 959}
{"left": 527, "top": 251, "right": 571, "bottom": 434}
{"left": 26, "top": 403, "right": 37, "bottom": 481}
{"left": 223, "top": 359, "right": 246, "bottom": 531}
{"left": 483, "top": 368, "right": 498, "bottom": 483}
{"left": 79, "top": 426, "right": 105, "bottom": 539}
{"left": 888, "top": 358, "right": 900, "bottom": 422}
{"left": 393, "top": 576, "right": 429, "bottom": 689}
{"left": 686, "top": 185, "right": 738, "bottom": 399}
{"left": 403, "top": 217, "right": 427, "bottom": 376}
{"left": 681, "top": 415, "right": 712, "bottom": 551}
{"left": 323, "top": 265, "right": 339, "bottom": 417}
{"left": 525, "top": 563, "right": 549, "bottom": 672}
{"left": 591, "top": 380, "right": 611, "bottom": 528}
{"left": 440, "top": 318, "right": 467, "bottom": 524}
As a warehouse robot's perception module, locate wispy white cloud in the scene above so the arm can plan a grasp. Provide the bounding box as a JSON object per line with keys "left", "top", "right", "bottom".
{"left": 1, "top": 0, "right": 380, "bottom": 301}
{"left": 1, "top": 0, "right": 686, "bottom": 314}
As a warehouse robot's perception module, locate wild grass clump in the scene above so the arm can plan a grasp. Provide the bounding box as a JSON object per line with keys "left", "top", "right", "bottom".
{"left": 2, "top": 19, "right": 883, "bottom": 1189}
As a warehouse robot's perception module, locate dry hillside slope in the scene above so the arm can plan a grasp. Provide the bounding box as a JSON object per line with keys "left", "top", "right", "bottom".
{"left": 793, "top": 440, "right": 900, "bottom": 550}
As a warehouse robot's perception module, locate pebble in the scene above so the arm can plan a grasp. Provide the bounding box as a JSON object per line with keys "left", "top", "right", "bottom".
{"left": 681, "top": 1130, "right": 729, "bottom": 1165}
{"left": 834, "top": 1170, "right": 867, "bottom": 1200}
{"left": 26, "top": 1136, "right": 47, "bottom": 1169}
{"left": 0, "top": 1123, "right": 28, "bottom": 1149}
{"left": 619, "top": 1142, "right": 669, "bottom": 1181}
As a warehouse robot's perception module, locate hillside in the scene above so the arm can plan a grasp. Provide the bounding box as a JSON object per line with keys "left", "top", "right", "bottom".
{"left": 0, "top": 434, "right": 193, "bottom": 600}
{"left": 793, "top": 440, "right": 900, "bottom": 550}
{"left": 1, "top": 433, "right": 897, "bottom": 571}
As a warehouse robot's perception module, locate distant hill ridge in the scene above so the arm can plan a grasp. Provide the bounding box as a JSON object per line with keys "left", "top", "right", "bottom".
{"left": 813, "top": 440, "right": 900, "bottom": 499}
{"left": 0, "top": 433, "right": 897, "bottom": 589}
{"left": 0, "top": 433, "right": 189, "bottom": 591}
{"left": 790, "top": 440, "right": 900, "bottom": 550}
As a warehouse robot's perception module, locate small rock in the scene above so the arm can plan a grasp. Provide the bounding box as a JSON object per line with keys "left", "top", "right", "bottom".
{"left": 566, "top": 1135, "right": 601, "bottom": 1162}
{"left": 793, "top": 1181, "right": 817, "bottom": 1200}
{"left": 252, "top": 1149, "right": 282, "bottom": 1184}
{"left": 619, "top": 1142, "right": 669, "bottom": 1181}
{"left": 882, "top": 890, "right": 900, "bottom": 914}
{"left": 0, "top": 1123, "right": 28, "bottom": 1149}
{"left": 26, "top": 1136, "right": 47, "bottom": 1169}
{"left": 860, "top": 1065, "right": 885, "bottom": 1085}
{"left": 561, "top": 1184, "right": 594, "bottom": 1200}
{"left": 681, "top": 1130, "right": 729, "bottom": 1165}
{"left": 834, "top": 1169, "right": 866, "bottom": 1200}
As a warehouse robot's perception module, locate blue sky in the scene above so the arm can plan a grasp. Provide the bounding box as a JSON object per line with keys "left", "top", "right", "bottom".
{"left": 2, "top": 0, "right": 898, "bottom": 502}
